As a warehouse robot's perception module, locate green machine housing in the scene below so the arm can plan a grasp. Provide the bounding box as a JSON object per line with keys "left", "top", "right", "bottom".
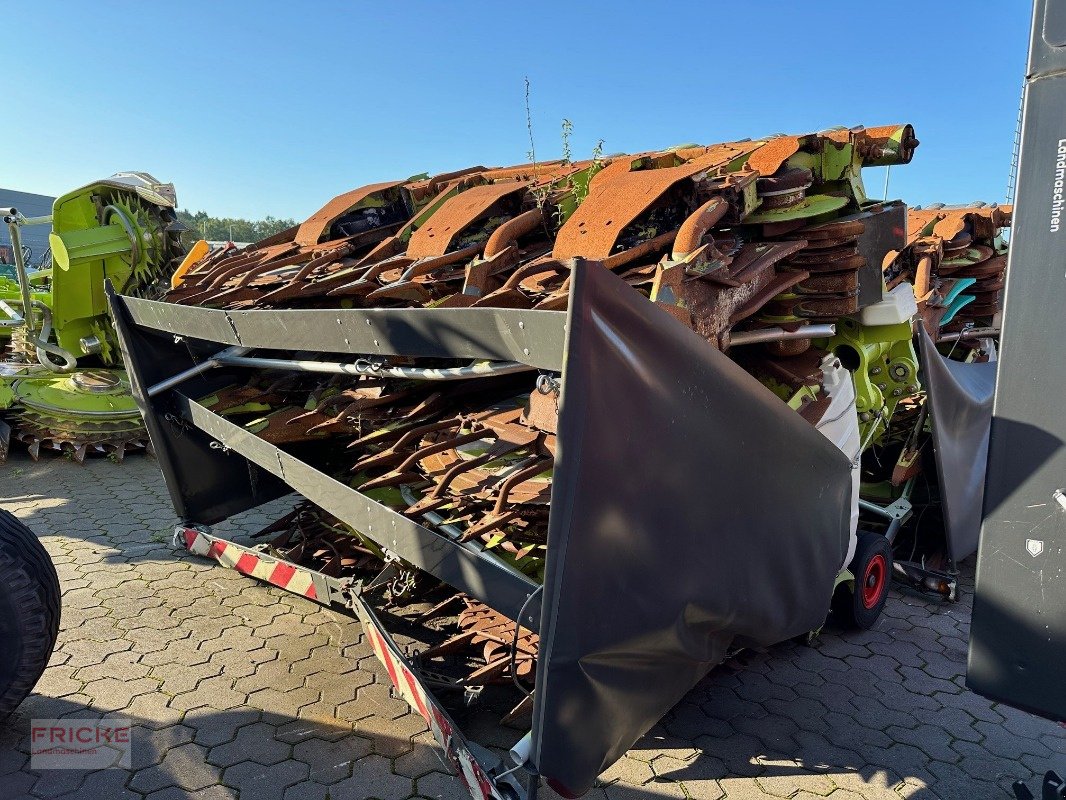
{"left": 46, "top": 172, "right": 186, "bottom": 364}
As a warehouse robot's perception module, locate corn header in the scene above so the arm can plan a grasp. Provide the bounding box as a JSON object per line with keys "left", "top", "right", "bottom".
{"left": 110, "top": 123, "right": 1011, "bottom": 799}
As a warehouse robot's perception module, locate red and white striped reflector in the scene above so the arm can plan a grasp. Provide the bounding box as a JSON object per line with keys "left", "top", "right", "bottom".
{"left": 178, "top": 526, "right": 510, "bottom": 800}
{"left": 180, "top": 528, "right": 318, "bottom": 601}
{"left": 360, "top": 613, "right": 506, "bottom": 800}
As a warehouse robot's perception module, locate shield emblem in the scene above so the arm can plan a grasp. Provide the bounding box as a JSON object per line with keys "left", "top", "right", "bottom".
{"left": 1026, "top": 539, "right": 1044, "bottom": 557}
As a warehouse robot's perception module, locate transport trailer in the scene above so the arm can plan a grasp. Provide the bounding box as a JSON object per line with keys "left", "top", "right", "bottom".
{"left": 108, "top": 262, "right": 876, "bottom": 799}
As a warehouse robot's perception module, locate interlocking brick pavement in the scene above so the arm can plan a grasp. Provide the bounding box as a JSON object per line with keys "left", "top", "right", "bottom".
{"left": 1, "top": 452, "right": 1063, "bottom": 799}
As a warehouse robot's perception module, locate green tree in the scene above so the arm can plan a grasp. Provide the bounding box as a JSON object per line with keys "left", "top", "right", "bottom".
{"left": 176, "top": 209, "right": 297, "bottom": 247}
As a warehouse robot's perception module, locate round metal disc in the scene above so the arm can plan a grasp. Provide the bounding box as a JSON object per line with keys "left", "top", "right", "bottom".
{"left": 13, "top": 370, "right": 141, "bottom": 419}
{"left": 71, "top": 369, "right": 124, "bottom": 393}
{"left": 745, "top": 194, "right": 849, "bottom": 224}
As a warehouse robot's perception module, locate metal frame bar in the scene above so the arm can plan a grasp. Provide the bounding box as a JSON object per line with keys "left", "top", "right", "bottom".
{"left": 172, "top": 391, "right": 542, "bottom": 629}
{"left": 729, "top": 323, "right": 835, "bottom": 346}
{"left": 5, "top": 218, "right": 35, "bottom": 334}
{"left": 106, "top": 285, "right": 560, "bottom": 579}
{"left": 0, "top": 300, "right": 23, "bottom": 327}
{"left": 146, "top": 346, "right": 251, "bottom": 397}
{"left": 858, "top": 492, "right": 913, "bottom": 544}
{"left": 121, "top": 295, "right": 568, "bottom": 372}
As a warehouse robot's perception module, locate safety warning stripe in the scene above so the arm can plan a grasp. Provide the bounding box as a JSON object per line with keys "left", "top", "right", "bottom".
{"left": 181, "top": 528, "right": 318, "bottom": 601}
{"left": 177, "top": 526, "right": 508, "bottom": 800}
{"left": 358, "top": 612, "right": 506, "bottom": 800}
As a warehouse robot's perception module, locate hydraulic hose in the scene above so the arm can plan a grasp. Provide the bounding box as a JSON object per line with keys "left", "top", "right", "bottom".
{"left": 29, "top": 301, "right": 78, "bottom": 372}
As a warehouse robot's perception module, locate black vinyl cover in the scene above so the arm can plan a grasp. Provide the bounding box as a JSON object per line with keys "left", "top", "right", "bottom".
{"left": 529, "top": 263, "right": 853, "bottom": 797}
{"left": 919, "top": 327, "right": 997, "bottom": 563}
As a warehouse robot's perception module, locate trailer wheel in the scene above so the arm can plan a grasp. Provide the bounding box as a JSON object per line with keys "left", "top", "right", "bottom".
{"left": 0, "top": 510, "right": 61, "bottom": 718}
{"left": 833, "top": 531, "right": 892, "bottom": 630}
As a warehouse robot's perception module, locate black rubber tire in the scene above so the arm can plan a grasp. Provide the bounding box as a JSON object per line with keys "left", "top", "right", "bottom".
{"left": 832, "top": 531, "right": 892, "bottom": 630}
{"left": 0, "top": 509, "right": 61, "bottom": 719}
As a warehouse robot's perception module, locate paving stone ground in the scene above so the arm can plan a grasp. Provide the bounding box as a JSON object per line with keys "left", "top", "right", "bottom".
{"left": 1, "top": 451, "right": 1063, "bottom": 800}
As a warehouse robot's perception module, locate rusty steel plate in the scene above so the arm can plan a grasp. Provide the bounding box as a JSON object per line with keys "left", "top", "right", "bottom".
{"left": 407, "top": 181, "right": 529, "bottom": 258}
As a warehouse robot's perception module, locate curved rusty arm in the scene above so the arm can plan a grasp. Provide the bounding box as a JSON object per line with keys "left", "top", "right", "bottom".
{"left": 350, "top": 418, "right": 464, "bottom": 471}
{"left": 358, "top": 428, "right": 496, "bottom": 492}
{"left": 672, "top": 197, "right": 729, "bottom": 260}
{"left": 483, "top": 208, "right": 546, "bottom": 259}
{"left": 913, "top": 255, "right": 934, "bottom": 301}
{"left": 324, "top": 255, "right": 417, "bottom": 298}
{"left": 257, "top": 236, "right": 408, "bottom": 303}
{"left": 458, "top": 455, "right": 554, "bottom": 541}
{"left": 468, "top": 257, "right": 569, "bottom": 308}
{"left": 236, "top": 242, "right": 355, "bottom": 289}
{"left": 502, "top": 257, "right": 569, "bottom": 292}
{"left": 362, "top": 243, "right": 484, "bottom": 303}
{"left": 601, "top": 230, "right": 677, "bottom": 271}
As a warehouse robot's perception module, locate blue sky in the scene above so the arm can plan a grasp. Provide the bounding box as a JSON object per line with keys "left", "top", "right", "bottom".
{"left": 6, "top": 1, "right": 1032, "bottom": 220}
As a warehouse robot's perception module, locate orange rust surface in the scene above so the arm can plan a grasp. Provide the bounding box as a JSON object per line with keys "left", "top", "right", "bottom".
{"left": 746, "top": 136, "right": 801, "bottom": 176}
{"left": 906, "top": 209, "right": 939, "bottom": 246}
{"left": 483, "top": 208, "right": 544, "bottom": 258}
{"left": 406, "top": 166, "right": 486, "bottom": 200}
{"left": 865, "top": 124, "right": 904, "bottom": 139}
{"left": 294, "top": 181, "right": 405, "bottom": 246}
{"left": 479, "top": 160, "right": 589, "bottom": 184}
{"left": 673, "top": 198, "right": 729, "bottom": 258}
{"left": 931, "top": 214, "right": 969, "bottom": 241}
{"left": 822, "top": 128, "right": 857, "bottom": 144}
{"left": 407, "top": 181, "right": 529, "bottom": 258}
{"left": 907, "top": 206, "right": 1013, "bottom": 249}
{"left": 552, "top": 142, "right": 759, "bottom": 260}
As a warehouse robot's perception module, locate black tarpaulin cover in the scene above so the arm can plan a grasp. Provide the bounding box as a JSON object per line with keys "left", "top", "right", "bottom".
{"left": 919, "top": 327, "right": 997, "bottom": 563}
{"left": 529, "top": 263, "right": 853, "bottom": 797}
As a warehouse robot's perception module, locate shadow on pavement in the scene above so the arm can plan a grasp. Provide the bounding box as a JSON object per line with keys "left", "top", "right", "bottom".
{"left": 1, "top": 694, "right": 453, "bottom": 800}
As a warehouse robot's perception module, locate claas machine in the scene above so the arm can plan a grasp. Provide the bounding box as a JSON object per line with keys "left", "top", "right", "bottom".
{"left": 6, "top": 2, "right": 1066, "bottom": 794}
{"left": 1, "top": 173, "right": 185, "bottom": 462}
{"left": 105, "top": 120, "right": 1018, "bottom": 799}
